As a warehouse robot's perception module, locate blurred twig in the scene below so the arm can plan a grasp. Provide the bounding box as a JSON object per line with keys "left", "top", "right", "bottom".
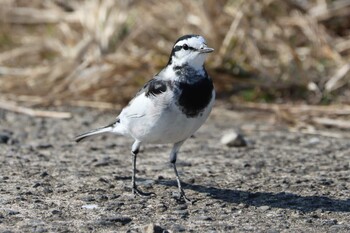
{"left": 0, "top": 100, "right": 71, "bottom": 118}
{"left": 237, "top": 102, "right": 350, "bottom": 131}
{"left": 325, "top": 63, "right": 350, "bottom": 93}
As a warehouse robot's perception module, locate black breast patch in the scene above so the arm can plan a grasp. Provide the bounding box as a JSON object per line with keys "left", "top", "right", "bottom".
{"left": 177, "top": 78, "right": 213, "bottom": 118}
{"left": 145, "top": 79, "right": 167, "bottom": 97}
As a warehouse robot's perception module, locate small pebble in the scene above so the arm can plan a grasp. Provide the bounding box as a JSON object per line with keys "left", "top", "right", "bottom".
{"left": 108, "top": 194, "right": 120, "bottom": 199}
{"left": 258, "top": 205, "right": 270, "bottom": 211}
{"left": 322, "top": 219, "right": 338, "bottom": 226}
{"left": 51, "top": 210, "right": 61, "bottom": 215}
{"left": 89, "top": 146, "right": 101, "bottom": 151}
{"left": 36, "top": 143, "right": 53, "bottom": 149}
{"left": 307, "top": 137, "right": 320, "bottom": 145}
{"left": 7, "top": 210, "right": 20, "bottom": 215}
{"left": 82, "top": 204, "right": 98, "bottom": 209}
{"left": 171, "top": 224, "right": 186, "bottom": 232}
{"left": 81, "top": 196, "right": 96, "bottom": 202}
{"left": 238, "top": 203, "right": 249, "bottom": 208}
{"left": 155, "top": 203, "right": 167, "bottom": 212}
{"left": 174, "top": 204, "right": 187, "bottom": 210}
{"left": 184, "top": 177, "right": 195, "bottom": 184}
{"left": 43, "top": 187, "right": 53, "bottom": 193}
{"left": 97, "top": 194, "right": 108, "bottom": 201}
{"left": 40, "top": 171, "right": 49, "bottom": 178}
{"left": 98, "top": 216, "right": 132, "bottom": 226}
{"left": 305, "top": 218, "right": 312, "bottom": 223}
{"left": 0, "top": 132, "right": 11, "bottom": 144}
{"left": 220, "top": 131, "right": 247, "bottom": 147}
{"left": 173, "top": 209, "right": 189, "bottom": 216}
{"left": 33, "top": 182, "right": 41, "bottom": 188}
{"left": 98, "top": 177, "right": 109, "bottom": 183}
{"left": 143, "top": 223, "right": 166, "bottom": 233}
{"left": 195, "top": 215, "right": 213, "bottom": 221}
{"left": 105, "top": 201, "right": 124, "bottom": 211}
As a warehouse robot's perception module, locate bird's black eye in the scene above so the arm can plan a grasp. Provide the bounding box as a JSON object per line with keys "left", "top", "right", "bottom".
{"left": 183, "top": 44, "right": 189, "bottom": 50}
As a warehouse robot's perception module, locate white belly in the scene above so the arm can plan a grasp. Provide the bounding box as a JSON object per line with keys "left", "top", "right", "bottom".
{"left": 118, "top": 91, "right": 214, "bottom": 144}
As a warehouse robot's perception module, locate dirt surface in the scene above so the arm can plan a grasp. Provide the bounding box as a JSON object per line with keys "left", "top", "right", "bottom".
{"left": 1, "top": 105, "right": 350, "bottom": 232}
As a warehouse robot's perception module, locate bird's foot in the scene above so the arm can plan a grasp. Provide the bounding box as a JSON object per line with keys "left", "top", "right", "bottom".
{"left": 132, "top": 185, "right": 155, "bottom": 197}
{"left": 180, "top": 194, "right": 193, "bottom": 205}
{"left": 174, "top": 188, "right": 194, "bottom": 205}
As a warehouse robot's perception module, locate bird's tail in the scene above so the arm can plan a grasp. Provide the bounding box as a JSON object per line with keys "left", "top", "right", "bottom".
{"left": 75, "top": 120, "right": 119, "bottom": 143}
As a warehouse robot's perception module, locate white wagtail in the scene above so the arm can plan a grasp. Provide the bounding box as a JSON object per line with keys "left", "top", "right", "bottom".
{"left": 75, "top": 35, "right": 215, "bottom": 202}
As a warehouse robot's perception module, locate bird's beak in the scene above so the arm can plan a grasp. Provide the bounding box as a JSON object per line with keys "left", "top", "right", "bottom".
{"left": 199, "top": 46, "right": 214, "bottom": 54}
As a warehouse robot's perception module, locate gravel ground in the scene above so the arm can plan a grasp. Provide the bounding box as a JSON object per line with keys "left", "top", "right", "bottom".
{"left": 1, "top": 105, "right": 350, "bottom": 232}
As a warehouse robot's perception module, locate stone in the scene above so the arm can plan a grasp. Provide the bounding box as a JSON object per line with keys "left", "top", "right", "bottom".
{"left": 0, "top": 132, "right": 11, "bottom": 144}
{"left": 143, "top": 223, "right": 166, "bottom": 233}
{"left": 98, "top": 216, "right": 132, "bottom": 226}
{"left": 258, "top": 205, "right": 270, "bottom": 211}
{"left": 220, "top": 131, "right": 247, "bottom": 147}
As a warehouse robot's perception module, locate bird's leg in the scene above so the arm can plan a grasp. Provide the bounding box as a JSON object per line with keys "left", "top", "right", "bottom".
{"left": 171, "top": 161, "right": 192, "bottom": 203}
{"left": 170, "top": 141, "right": 192, "bottom": 204}
{"left": 131, "top": 150, "right": 141, "bottom": 196}
{"left": 130, "top": 141, "right": 153, "bottom": 197}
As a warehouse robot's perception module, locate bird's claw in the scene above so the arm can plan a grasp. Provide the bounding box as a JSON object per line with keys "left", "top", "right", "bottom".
{"left": 132, "top": 186, "right": 155, "bottom": 197}
{"left": 180, "top": 194, "right": 193, "bottom": 204}
{"left": 173, "top": 189, "right": 193, "bottom": 204}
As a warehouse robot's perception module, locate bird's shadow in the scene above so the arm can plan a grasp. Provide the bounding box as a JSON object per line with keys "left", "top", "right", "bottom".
{"left": 156, "top": 180, "right": 350, "bottom": 213}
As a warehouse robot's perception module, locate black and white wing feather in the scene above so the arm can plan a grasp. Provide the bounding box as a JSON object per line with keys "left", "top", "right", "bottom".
{"left": 135, "top": 78, "right": 169, "bottom": 98}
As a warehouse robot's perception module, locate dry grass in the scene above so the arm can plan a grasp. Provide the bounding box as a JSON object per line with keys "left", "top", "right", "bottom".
{"left": 0, "top": 1, "right": 349, "bottom": 112}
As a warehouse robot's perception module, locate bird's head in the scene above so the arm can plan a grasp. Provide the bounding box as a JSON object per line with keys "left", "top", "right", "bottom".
{"left": 167, "top": 35, "right": 214, "bottom": 70}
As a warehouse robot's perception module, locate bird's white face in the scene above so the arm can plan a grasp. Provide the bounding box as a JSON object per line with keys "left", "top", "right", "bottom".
{"left": 169, "top": 35, "right": 214, "bottom": 70}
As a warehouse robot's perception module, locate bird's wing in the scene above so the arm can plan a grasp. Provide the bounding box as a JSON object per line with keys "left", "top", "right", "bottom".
{"left": 135, "top": 77, "right": 169, "bottom": 97}
{"left": 118, "top": 77, "right": 171, "bottom": 120}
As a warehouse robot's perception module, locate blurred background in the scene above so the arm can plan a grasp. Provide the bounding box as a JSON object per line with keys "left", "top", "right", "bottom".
{"left": 0, "top": 0, "right": 350, "bottom": 132}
